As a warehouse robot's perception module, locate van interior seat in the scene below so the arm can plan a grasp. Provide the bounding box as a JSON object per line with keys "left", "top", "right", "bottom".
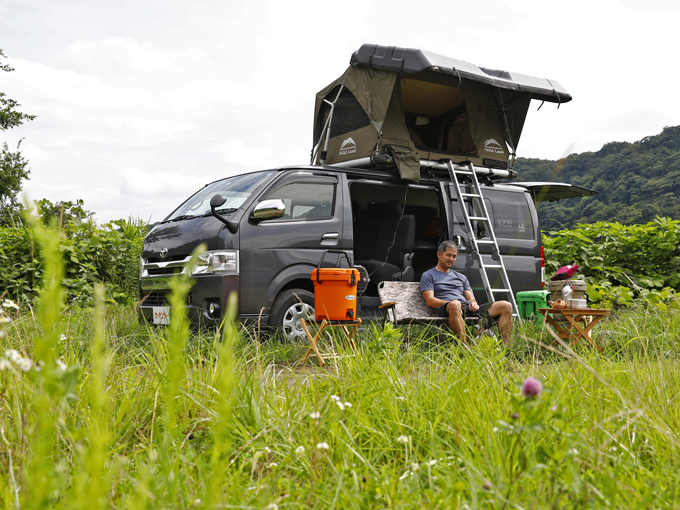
{"left": 354, "top": 199, "right": 416, "bottom": 295}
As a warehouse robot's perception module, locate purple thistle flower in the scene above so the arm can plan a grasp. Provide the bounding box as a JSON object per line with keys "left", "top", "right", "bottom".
{"left": 521, "top": 377, "right": 543, "bottom": 398}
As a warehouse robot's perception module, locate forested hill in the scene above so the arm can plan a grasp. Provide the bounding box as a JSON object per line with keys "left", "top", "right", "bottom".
{"left": 512, "top": 125, "right": 680, "bottom": 231}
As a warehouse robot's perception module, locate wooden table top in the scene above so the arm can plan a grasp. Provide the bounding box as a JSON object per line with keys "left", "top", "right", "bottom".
{"left": 538, "top": 308, "right": 610, "bottom": 315}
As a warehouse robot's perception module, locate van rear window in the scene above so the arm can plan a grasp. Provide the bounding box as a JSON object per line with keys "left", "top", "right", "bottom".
{"left": 485, "top": 191, "right": 534, "bottom": 241}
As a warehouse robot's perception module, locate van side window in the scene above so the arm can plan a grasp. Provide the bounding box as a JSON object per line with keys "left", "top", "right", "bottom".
{"left": 264, "top": 182, "right": 335, "bottom": 220}
{"left": 485, "top": 193, "right": 534, "bottom": 240}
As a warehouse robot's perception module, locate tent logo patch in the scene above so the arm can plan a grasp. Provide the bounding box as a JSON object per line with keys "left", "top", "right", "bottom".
{"left": 339, "top": 137, "right": 357, "bottom": 156}
{"left": 483, "top": 138, "right": 505, "bottom": 154}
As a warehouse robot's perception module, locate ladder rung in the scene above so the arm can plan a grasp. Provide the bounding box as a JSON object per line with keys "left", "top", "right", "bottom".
{"left": 491, "top": 288, "right": 511, "bottom": 293}
{"left": 469, "top": 216, "right": 489, "bottom": 221}
{"left": 460, "top": 193, "right": 481, "bottom": 198}
{"left": 453, "top": 170, "right": 473, "bottom": 175}
{"left": 483, "top": 264, "right": 502, "bottom": 269}
{"left": 476, "top": 240, "right": 494, "bottom": 244}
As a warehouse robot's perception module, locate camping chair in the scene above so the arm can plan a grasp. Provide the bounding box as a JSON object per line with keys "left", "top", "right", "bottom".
{"left": 377, "top": 281, "right": 497, "bottom": 341}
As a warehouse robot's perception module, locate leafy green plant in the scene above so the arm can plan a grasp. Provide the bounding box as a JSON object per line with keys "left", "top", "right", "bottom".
{"left": 0, "top": 205, "right": 146, "bottom": 305}
{"left": 543, "top": 217, "right": 680, "bottom": 308}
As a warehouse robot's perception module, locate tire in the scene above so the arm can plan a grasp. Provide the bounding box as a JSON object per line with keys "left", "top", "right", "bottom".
{"left": 269, "top": 289, "right": 315, "bottom": 340}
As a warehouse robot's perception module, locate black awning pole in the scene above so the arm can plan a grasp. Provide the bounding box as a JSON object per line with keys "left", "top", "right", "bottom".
{"left": 496, "top": 89, "right": 517, "bottom": 170}
{"left": 319, "top": 85, "right": 344, "bottom": 165}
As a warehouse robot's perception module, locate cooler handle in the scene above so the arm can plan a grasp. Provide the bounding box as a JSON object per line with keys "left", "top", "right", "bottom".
{"left": 315, "top": 250, "right": 354, "bottom": 285}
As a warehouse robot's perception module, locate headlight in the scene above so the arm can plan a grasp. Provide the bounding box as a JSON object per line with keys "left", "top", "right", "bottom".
{"left": 192, "top": 250, "right": 239, "bottom": 275}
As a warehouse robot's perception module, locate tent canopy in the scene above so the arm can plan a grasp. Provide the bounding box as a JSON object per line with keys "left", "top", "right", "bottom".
{"left": 313, "top": 44, "right": 571, "bottom": 181}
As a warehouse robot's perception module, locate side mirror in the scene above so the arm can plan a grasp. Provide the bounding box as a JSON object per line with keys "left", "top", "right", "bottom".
{"left": 252, "top": 199, "right": 286, "bottom": 220}
{"left": 210, "top": 194, "right": 227, "bottom": 209}
{"left": 210, "top": 194, "right": 239, "bottom": 234}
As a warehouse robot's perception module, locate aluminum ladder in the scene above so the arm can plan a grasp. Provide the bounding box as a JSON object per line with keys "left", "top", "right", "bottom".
{"left": 444, "top": 160, "right": 521, "bottom": 321}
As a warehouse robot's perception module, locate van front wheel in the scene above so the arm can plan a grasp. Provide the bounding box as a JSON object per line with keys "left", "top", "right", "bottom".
{"left": 269, "top": 289, "right": 315, "bottom": 340}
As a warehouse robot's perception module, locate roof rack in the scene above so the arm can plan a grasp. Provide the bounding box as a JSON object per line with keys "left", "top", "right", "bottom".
{"left": 329, "top": 156, "right": 516, "bottom": 180}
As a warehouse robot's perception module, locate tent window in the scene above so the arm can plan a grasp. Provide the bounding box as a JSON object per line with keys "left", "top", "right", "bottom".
{"left": 400, "top": 78, "right": 477, "bottom": 156}
{"left": 314, "top": 86, "right": 370, "bottom": 146}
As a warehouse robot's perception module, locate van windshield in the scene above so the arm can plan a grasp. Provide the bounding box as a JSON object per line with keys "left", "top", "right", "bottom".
{"left": 165, "top": 171, "right": 273, "bottom": 221}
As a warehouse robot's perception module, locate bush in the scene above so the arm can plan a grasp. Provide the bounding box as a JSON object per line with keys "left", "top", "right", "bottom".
{"left": 0, "top": 211, "right": 146, "bottom": 305}
{"left": 543, "top": 216, "right": 680, "bottom": 309}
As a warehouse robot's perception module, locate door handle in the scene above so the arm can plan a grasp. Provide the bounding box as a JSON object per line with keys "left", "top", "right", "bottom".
{"left": 322, "top": 232, "right": 340, "bottom": 239}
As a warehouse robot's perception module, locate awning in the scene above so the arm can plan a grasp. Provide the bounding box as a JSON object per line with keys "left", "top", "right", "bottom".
{"left": 507, "top": 182, "right": 597, "bottom": 202}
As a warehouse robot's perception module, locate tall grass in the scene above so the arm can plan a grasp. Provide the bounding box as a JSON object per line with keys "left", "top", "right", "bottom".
{"left": 2, "top": 219, "right": 680, "bottom": 507}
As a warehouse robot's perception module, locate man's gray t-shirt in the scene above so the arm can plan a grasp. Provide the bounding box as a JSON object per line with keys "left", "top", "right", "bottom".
{"left": 419, "top": 268, "right": 472, "bottom": 303}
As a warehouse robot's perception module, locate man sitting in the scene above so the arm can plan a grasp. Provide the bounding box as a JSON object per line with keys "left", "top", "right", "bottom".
{"left": 419, "top": 240, "right": 513, "bottom": 346}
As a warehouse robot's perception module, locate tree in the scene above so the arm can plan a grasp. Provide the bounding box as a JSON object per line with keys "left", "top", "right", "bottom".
{"left": 0, "top": 48, "right": 35, "bottom": 224}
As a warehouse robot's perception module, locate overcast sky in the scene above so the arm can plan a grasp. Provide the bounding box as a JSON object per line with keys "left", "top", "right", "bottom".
{"left": 2, "top": 0, "right": 679, "bottom": 223}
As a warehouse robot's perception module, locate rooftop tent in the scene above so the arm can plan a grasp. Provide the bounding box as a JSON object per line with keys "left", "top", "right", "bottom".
{"left": 312, "top": 44, "right": 572, "bottom": 181}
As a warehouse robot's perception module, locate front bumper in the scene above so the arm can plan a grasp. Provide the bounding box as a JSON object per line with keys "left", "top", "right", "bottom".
{"left": 138, "top": 274, "right": 239, "bottom": 327}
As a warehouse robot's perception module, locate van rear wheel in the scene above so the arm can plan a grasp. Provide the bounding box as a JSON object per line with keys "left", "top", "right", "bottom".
{"left": 269, "top": 289, "right": 315, "bottom": 340}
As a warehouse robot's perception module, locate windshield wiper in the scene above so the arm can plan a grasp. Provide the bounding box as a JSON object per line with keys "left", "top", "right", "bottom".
{"left": 161, "top": 214, "right": 197, "bottom": 224}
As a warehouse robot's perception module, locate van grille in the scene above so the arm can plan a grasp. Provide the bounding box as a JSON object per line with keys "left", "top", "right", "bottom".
{"left": 141, "top": 255, "right": 193, "bottom": 278}
{"left": 140, "top": 292, "right": 192, "bottom": 307}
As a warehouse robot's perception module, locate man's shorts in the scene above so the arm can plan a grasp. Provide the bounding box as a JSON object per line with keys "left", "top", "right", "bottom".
{"left": 436, "top": 301, "right": 491, "bottom": 319}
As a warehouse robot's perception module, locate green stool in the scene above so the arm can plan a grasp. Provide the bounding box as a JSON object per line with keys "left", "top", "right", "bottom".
{"left": 516, "top": 290, "right": 550, "bottom": 322}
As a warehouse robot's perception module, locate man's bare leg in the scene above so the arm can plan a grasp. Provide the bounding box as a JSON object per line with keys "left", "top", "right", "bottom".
{"left": 446, "top": 300, "right": 469, "bottom": 347}
{"left": 487, "top": 300, "right": 513, "bottom": 345}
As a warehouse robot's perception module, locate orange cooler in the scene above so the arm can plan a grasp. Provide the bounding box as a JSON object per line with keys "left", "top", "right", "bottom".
{"left": 311, "top": 251, "right": 358, "bottom": 321}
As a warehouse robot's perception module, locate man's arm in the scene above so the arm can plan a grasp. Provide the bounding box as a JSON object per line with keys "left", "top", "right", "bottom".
{"left": 422, "top": 289, "right": 448, "bottom": 308}
{"left": 463, "top": 289, "right": 479, "bottom": 312}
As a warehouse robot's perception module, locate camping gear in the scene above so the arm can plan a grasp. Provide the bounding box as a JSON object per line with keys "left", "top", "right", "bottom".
{"left": 566, "top": 299, "right": 587, "bottom": 309}
{"left": 538, "top": 307, "right": 610, "bottom": 353}
{"left": 311, "top": 250, "right": 359, "bottom": 321}
{"left": 549, "top": 280, "right": 587, "bottom": 302}
{"left": 516, "top": 290, "right": 550, "bottom": 322}
{"left": 312, "top": 44, "right": 571, "bottom": 181}
{"left": 551, "top": 262, "right": 579, "bottom": 281}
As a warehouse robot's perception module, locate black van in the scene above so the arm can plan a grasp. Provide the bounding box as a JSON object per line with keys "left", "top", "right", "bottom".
{"left": 138, "top": 163, "right": 593, "bottom": 336}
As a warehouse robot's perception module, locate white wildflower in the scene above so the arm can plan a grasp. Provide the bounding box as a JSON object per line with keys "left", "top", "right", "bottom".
{"left": 59, "top": 334, "right": 67, "bottom": 342}
{"left": 410, "top": 462, "right": 420, "bottom": 472}
{"left": 267, "top": 462, "right": 278, "bottom": 468}
{"left": 310, "top": 411, "right": 321, "bottom": 419}
{"left": 193, "top": 499, "right": 202, "bottom": 506}
{"left": 56, "top": 359, "right": 67, "bottom": 372}
{"left": 344, "top": 402, "right": 352, "bottom": 408}
{"left": 264, "top": 446, "right": 271, "bottom": 454}
{"left": 336, "top": 401, "right": 345, "bottom": 411}
{"left": 330, "top": 395, "right": 341, "bottom": 401}
{"left": 425, "top": 459, "right": 437, "bottom": 467}
{"left": 0, "top": 316, "right": 10, "bottom": 324}
{"left": 0, "top": 330, "right": 5, "bottom": 339}
{"left": 2, "top": 299, "right": 19, "bottom": 310}
{"left": 5, "top": 350, "right": 20, "bottom": 362}
{"left": 295, "top": 446, "right": 305, "bottom": 454}
{"left": 0, "top": 359, "right": 11, "bottom": 371}
{"left": 15, "top": 357, "right": 33, "bottom": 372}
{"left": 396, "top": 435, "right": 410, "bottom": 444}
{"left": 316, "top": 442, "right": 330, "bottom": 450}
{"left": 264, "top": 504, "right": 278, "bottom": 510}
{"left": 569, "top": 448, "right": 579, "bottom": 456}
{"left": 492, "top": 427, "right": 499, "bottom": 433}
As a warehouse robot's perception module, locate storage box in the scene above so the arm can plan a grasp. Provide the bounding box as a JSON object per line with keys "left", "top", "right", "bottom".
{"left": 516, "top": 290, "right": 550, "bottom": 322}
{"left": 311, "top": 268, "right": 359, "bottom": 321}
{"left": 567, "top": 298, "right": 587, "bottom": 309}
{"left": 549, "top": 280, "right": 587, "bottom": 302}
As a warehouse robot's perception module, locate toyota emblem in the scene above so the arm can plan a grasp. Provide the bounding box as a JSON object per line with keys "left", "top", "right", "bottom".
{"left": 160, "top": 248, "right": 168, "bottom": 259}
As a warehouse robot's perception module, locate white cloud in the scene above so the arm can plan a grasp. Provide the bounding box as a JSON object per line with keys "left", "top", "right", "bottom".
{"left": 3, "top": 0, "right": 680, "bottom": 222}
